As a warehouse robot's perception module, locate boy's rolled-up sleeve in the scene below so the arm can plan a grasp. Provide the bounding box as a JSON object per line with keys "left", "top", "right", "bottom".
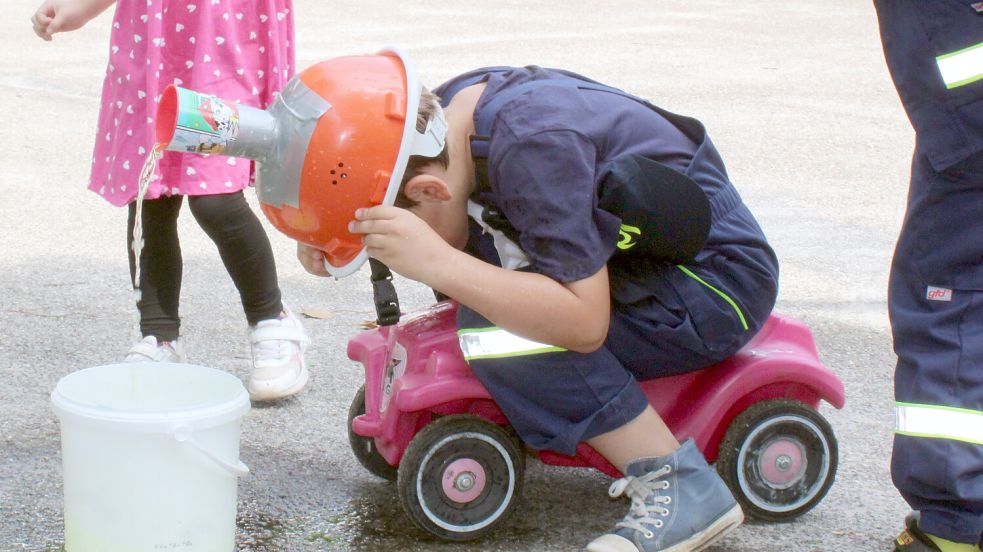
{"left": 492, "top": 129, "right": 621, "bottom": 283}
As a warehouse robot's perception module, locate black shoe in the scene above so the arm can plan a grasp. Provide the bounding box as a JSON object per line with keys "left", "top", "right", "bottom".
{"left": 894, "top": 512, "right": 941, "bottom": 551}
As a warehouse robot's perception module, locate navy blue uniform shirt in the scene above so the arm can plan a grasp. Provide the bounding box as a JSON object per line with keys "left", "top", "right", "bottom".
{"left": 470, "top": 66, "right": 700, "bottom": 284}
{"left": 434, "top": 67, "right": 779, "bottom": 356}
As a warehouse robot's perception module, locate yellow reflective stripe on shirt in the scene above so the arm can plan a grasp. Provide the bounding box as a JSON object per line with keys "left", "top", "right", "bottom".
{"left": 895, "top": 402, "right": 983, "bottom": 445}
{"left": 457, "top": 326, "right": 566, "bottom": 361}
{"left": 937, "top": 41, "right": 983, "bottom": 89}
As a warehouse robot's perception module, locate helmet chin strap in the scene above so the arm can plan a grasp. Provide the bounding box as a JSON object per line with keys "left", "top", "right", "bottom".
{"left": 368, "top": 257, "right": 401, "bottom": 327}
{"left": 368, "top": 103, "right": 447, "bottom": 327}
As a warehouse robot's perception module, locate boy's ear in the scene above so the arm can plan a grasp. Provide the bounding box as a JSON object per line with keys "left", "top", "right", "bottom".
{"left": 404, "top": 174, "right": 452, "bottom": 203}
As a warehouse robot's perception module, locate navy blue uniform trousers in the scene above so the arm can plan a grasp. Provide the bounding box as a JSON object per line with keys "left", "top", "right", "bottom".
{"left": 889, "top": 150, "right": 983, "bottom": 544}
{"left": 876, "top": 0, "right": 983, "bottom": 542}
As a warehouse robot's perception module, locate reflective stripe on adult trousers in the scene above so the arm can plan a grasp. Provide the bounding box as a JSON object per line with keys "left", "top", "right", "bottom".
{"left": 895, "top": 402, "right": 983, "bottom": 445}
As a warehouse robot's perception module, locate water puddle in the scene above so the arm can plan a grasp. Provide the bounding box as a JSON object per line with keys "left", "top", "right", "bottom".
{"left": 236, "top": 510, "right": 290, "bottom": 551}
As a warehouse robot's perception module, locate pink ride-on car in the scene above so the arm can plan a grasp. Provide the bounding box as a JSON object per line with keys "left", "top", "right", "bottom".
{"left": 347, "top": 300, "right": 845, "bottom": 541}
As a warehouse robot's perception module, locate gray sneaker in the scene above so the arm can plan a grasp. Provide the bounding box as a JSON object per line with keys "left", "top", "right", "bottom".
{"left": 586, "top": 439, "right": 744, "bottom": 552}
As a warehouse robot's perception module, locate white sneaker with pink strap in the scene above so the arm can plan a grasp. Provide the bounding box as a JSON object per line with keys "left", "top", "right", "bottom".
{"left": 248, "top": 307, "right": 310, "bottom": 401}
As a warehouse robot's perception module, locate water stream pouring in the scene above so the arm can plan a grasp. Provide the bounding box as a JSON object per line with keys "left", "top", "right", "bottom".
{"left": 155, "top": 47, "right": 444, "bottom": 278}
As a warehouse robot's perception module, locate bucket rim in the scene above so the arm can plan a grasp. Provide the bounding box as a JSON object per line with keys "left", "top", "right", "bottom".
{"left": 51, "top": 363, "right": 250, "bottom": 431}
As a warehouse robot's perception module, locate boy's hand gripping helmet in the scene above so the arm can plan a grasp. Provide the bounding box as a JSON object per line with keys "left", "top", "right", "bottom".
{"left": 156, "top": 47, "right": 447, "bottom": 278}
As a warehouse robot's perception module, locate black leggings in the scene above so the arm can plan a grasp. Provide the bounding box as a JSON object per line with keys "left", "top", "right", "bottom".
{"left": 126, "top": 192, "right": 282, "bottom": 341}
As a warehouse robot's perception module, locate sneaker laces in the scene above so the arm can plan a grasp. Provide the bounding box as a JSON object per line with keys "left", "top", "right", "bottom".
{"left": 609, "top": 464, "right": 673, "bottom": 537}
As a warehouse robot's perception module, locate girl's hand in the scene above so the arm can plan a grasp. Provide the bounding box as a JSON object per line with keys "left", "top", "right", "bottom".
{"left": 296, "top": 243, "right": 332, "bottom": 278}
{"left": 31, "top": 0, "right": 114, "bottom": 41}
{"left": 350, "top": 205, "right": 455, "bottom": 285}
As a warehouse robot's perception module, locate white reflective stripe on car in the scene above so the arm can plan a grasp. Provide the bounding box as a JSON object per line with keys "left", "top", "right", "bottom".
{"left": 937, "top": 41, "right": 983, "bottom": 89}
{"left": 457, "top": 327, "right": 565, "bottom": 361}
{"left": 894, "top": 402, "right": 983, "bottom": 445}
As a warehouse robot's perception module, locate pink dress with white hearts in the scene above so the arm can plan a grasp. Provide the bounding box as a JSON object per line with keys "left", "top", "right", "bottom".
{"left": 89, "top": 0, "right": 294, "bottom": 206}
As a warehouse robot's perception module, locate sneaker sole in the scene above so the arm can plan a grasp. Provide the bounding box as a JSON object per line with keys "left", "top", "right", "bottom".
{"left": 585, "top": 505, "right": 744, "bottom": 552}
{"left": 664, "top": 504, "right": 745, "bottom": 552}
{"left": 247, "top": 362, "right": 309, "bottom": 402}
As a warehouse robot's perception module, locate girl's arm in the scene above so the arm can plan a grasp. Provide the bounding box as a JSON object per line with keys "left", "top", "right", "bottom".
{"left": 31, "top": 0, "right": 116, "bottom": 41}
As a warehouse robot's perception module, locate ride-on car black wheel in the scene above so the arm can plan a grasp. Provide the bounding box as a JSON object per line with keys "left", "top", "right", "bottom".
{"left": 397, "top": 415, "right": 525, "bottom": 541}
{"left": 348, "top": 385, "right": 398, "bottom": 481}
{"left": 716, "top": 398, "right": 838, "bottom": 521}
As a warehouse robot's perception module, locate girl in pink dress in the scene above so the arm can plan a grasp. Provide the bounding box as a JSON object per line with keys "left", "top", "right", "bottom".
{"left": 31, "top": 0, "right": 309, "bottom": 402}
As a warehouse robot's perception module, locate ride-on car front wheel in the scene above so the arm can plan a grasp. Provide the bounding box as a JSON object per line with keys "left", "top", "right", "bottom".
{"left": 348, "top": 385, "right": 398, "bottom": 481}
{"left": 397, "top": 415, "right": 525, "bottom": 541}
{"left": 716, "top": 398, "right": 838, "bottom": 521}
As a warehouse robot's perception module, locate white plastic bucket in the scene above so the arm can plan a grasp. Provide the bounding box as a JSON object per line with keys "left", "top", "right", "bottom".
{"left": 51, "top": 362, "right": 251, "bottom": 552}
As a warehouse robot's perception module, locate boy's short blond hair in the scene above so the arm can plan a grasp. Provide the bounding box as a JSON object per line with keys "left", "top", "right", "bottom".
{"left": 394, "top": 89, "right": 449, "bottom": 208}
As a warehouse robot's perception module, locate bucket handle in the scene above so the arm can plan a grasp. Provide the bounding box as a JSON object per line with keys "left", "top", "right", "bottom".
{"left": 173, "top": 425, "right": 250, "bottom": 477}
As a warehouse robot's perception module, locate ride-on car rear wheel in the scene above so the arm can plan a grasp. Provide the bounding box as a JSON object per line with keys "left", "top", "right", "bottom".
{"left": 397, "top": 415, "right": 525, "bottom": 541}
{"left": 348, "top": 385, "right": 398, "bottom": 481}
{"left": 716, "top": 398, "right": 838, "bottom": 521}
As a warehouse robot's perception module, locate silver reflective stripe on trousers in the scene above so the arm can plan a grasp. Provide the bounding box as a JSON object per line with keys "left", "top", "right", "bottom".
{"left": 895, "top": 402, "right": 983, "bottom": 445}
{"left": 457, "top": 327, "right": 565, "bottom": 361}
{"left": 937, "top": 41, "right": 983, "bottom": 89}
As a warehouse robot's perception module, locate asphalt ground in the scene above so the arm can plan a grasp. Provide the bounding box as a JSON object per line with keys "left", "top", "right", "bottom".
{"left": 2, "top": 1, "right": 913, "bottom": 550}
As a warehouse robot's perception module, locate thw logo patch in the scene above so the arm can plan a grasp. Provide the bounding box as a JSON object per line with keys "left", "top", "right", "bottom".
{"left": 926, "top": 286, "right": 953, "bottom": 302}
